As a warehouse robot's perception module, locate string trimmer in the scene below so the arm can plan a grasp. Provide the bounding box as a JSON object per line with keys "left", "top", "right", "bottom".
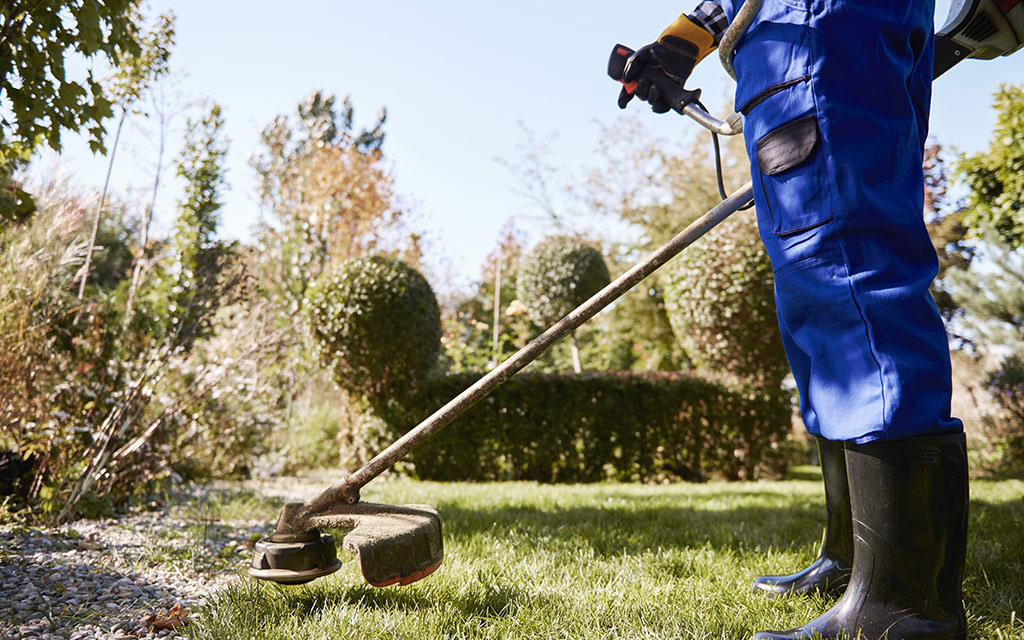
{"left": 248, "top": 0, "right": 1022, "bottom": 588}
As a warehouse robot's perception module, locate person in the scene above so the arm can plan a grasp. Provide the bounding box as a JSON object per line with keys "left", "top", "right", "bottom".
{"left": 617, "top": 1, "right": 969, "bottom": 639}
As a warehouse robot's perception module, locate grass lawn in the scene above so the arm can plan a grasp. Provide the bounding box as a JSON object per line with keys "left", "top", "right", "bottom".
{"left": 187, "top": 471, "right": 1024, "bottom": 640}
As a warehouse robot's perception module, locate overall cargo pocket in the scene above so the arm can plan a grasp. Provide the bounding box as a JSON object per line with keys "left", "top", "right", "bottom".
{"left": 755, "top": 114, "right": 833, "bottom": 237}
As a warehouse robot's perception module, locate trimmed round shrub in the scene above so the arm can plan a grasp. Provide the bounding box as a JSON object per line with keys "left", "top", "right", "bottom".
{"left": 516, "top": 236, "right": 611, "bottom": 325}
{"left": 661, "top": 211, "right": 789, "bottom": 387}
{"left": 306, "top": 256, "right": 442, "bottom": 398}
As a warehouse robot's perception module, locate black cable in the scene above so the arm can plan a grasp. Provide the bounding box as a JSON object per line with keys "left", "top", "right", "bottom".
{"left": 695, "top": 99, "right": 755, "bottom": 211}
{"left": 697, "top": 100, "right": 729, "bottom": 202}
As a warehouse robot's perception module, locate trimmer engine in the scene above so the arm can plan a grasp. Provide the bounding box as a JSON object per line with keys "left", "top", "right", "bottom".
{"left": 935, "top": 0, "right": 1024, "bottom": 76}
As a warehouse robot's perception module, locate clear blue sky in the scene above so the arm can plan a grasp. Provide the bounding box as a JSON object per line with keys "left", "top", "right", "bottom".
{"left": 36, "top": 0, "right": 1024, "bottom": 290}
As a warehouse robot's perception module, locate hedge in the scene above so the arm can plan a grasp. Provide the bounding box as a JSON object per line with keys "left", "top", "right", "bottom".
{"left": 379, "top": 370, "right": 792, "bottom": 482}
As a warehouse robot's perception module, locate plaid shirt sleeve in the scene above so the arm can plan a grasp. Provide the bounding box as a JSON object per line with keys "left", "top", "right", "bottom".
{"left": 687, "top": 0, "right": 729, "bottom": 44}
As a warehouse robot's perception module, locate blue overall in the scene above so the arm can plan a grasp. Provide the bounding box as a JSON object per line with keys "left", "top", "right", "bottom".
{"left": 716, "top": 0, "right": 962, "bottom": 442}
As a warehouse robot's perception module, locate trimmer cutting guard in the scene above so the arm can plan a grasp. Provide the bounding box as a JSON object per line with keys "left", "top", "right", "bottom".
{"left": 310, "top": 502, "right": 444, "bottom": 587}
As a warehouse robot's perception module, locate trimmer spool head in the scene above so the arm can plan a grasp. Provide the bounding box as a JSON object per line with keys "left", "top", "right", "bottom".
{"left": 247, "top": 528, "right": 343, "bottom": 585}
{"left": 247, "top": 500, "right": 444, "bottom": 588}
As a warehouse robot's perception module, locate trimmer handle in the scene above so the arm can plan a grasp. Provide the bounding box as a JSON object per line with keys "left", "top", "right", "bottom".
{"left": 608, "top": 44, "right": 742, "bottom": 135}
{"left": 607, "top": 44, "right": 703, "bottom": 114}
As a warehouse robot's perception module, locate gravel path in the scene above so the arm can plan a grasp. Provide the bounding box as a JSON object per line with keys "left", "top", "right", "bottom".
{"left": 0, "top": 476, "right": 332, "bottom": 640}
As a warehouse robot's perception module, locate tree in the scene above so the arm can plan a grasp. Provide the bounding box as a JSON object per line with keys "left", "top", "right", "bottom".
{"left": 958, "top": 84, "right": 1024, "bottom": 248}
{"left": 923, "top": 142, "right": 976, "bottom": 328}
{"left": 979, "top": 354, "right": 1024, "bottom": 475}
{"left": 440, "top": 221, "right": 533, "bottom": 372}
{"left": 77, "top": 11, "right": 175, "bottom": 298}
{"left": 251, "top": 90, "right": 417, "bottom": 307}
{"left": 0, "top": 0, "right": 146, "bottom": 220}
{"left": 154, "top": 102, "right": 230, "bottom": 348}
{"left": 517, "top": 236, "right": 611, "bottom": 373}
{"left": 585, "top": 117, "right": 752, "bottom": 374}
{"left": 947, "top": 228, "right": 1024, "bottom": 352}
{"left": 585, "top": 118, "right": 748, "bottom": 254}
{"left": 247, "top": 90, "right": 423, "bottom": 443}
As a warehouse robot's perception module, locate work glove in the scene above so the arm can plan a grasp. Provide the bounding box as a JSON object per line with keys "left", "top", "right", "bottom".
{"left": 618, "top": 14, "right": 716, "bottom": 113}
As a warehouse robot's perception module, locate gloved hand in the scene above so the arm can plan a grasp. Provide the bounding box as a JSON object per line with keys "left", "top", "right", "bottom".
{"left": 618, "top": 14, "right": 716, "bottom": 113}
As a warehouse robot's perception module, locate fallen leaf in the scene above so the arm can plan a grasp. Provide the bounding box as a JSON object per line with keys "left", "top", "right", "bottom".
{"left": 146, "top": 602, "right": 189, "bottom": 630}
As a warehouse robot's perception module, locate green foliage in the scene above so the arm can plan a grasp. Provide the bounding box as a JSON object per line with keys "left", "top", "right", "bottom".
{"left": 251, "top": 90, "right": 386, "bottom": 230}
{"left": 0, "top": 101, "right": 250, "bottom": 522}
{"left": 88, "top": 203, "right": 136, "bottom": 290}
{"left": 585, "top": 119, "right": 748, "bottom": 253}
{"left": 958, "top": 84, "right": 1024, "bottom": 248}
{"left": 0, "top": 183, "right": 135, "bottom": 517}
{"left": 282, "top": 402, "right": 344, "bottom": 471}
{"left": 594, "top": 283, "right": 690, "bottom": 372}
{"left": 53, "top": 100, "right": 239, "bottom": 518}
{"left": 73, "top": 10, "right": 175, "bottom": 298}
{"left": 104, "top": 12, "right": 175, "bottom": 108}
{"left": 945, "top": 229, "right": 1024, "bottom": 477}
{"left": 515, "top": 236, "right": 611, "bottom": 372}
{"left": 143, "top": 103, "right": 230, "bottom": 349}
{"left": 580, "top": 119, "right": 751, "bottom": 374}
{"left": 440, "top": 224, "right": 544, "bottom": 372}
{"left": 441, "top": 223, "right": 615, "bottom": 376}
{"left": 249, "top": 90, "right": 415, "bottom": 319}
{"left": 990, "top": 354, "right": 1024, "bottom": 427}
{"left": 148, "top": 296, "right": 294, "bottom": 484}
{"left": 661, "top": 210, "right": 788, "bottom": 387}
{"left": 0, "top": 0, "right": 141, "bottom": 153}
{"left": 0, "top": 182, "right": 36, "bottom": 223}
{"left": 382, "top": 371, "right": 791, "bottom": 482}
{"left": 0, "top": 0, "right": 146, "bottom": 219}
{"left": 239, "top": 90, "right": 419, "bottom": 485}
{"left": 978, "top": 354, "right": 1024, "bottom": 476}
{"left": 306, "top": 256, "right": 442, "bottom": 400}
{"left": 924, "top": 142, "right": 976, "bottom": 328}
{"left": 947, "top": 229, "right": 1024, "bottom": 352}
{"left": 516, "top": 236, "right": 610, "bottom": 326}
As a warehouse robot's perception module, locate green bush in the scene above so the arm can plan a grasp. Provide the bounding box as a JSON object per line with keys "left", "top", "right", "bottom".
{"left": 516, "top": 236, "right": 610, "bottom": 325}
{"left": 380, "top": 370, "right": 791, "bottom": 482}
{"left": 661, "top": 211, "right": 788, "bottom": 387}
{"left": 980, "top": 354, "right": 1024, "bottom": 476}
{"left": 282, "top": 401, "right": 344, "bottom": 472}
{"left": 306, "top": 256, "right": 442, "bottom": 399}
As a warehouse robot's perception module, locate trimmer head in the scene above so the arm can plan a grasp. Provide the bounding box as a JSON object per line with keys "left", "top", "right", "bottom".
{"left": 248, "top": 501, "right": 444, "bottom": 588}
{"left": 247, "top": 530, "right": 343, "bottom": 585}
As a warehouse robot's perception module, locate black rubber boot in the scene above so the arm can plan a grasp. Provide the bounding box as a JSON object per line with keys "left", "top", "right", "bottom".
{"left": 752, "top": 432, "right": 969, "bottom": 640}
{"left": 753, "top": 436, "right": 853, "bottom": 598}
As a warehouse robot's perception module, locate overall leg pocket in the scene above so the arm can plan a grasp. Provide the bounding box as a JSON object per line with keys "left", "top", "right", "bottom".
{"left": 755, "top": 114, "right": 833, "bottom": 237}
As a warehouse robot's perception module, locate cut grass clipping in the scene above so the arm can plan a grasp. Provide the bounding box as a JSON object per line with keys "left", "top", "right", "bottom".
{"left": 188, "top": 474, "right": 1024, "bottom": 640}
